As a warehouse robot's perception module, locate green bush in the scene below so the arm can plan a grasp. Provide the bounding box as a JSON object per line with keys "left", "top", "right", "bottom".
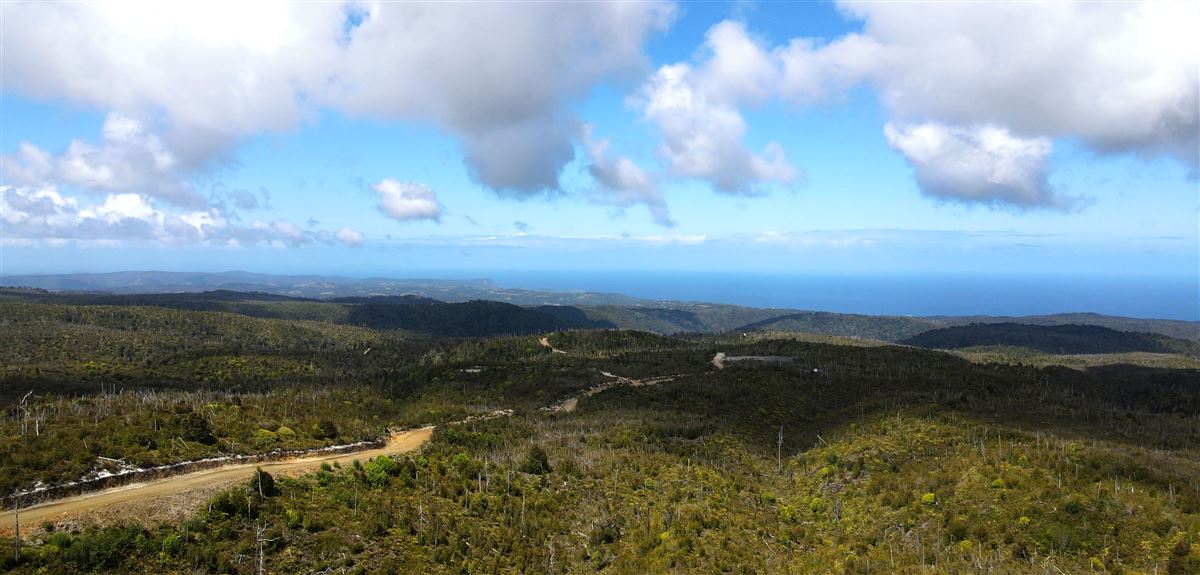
{"left": 250, "top": 468, "right": 278, "bottom": 497}
{"left": 519, "top": 445, "right": 552, "bottom": 475}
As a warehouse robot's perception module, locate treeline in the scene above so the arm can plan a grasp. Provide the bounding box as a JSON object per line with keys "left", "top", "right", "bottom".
{"left": 6, "top": 408, "right": 1198, "bottom": 573}
{"left": 902, "top": 322, "right": 1200, "bottom": 355}
{"left": 2, "top": 318, "right": 1199, "bottom": 573}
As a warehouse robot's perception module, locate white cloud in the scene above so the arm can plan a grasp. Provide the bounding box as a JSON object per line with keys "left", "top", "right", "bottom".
{"left": 838, "top": 1, "right": 1198, "bottom": 166}
{"left": 4, "top": 1, "right": 1193, "bottom": 217}
{"left": 0, "top": 185, "right": 357, "bottom": 247}
{"left": 0, "top": 1, "right": 345, "bottom": 165}
{"left": 1, "top": 113, "right": 206, "bottom": 207}
{"left": 335, "top": 227, "right": 365, "bottom": 247}
{"left": 639, "top": 25, "right": 798, "bottom": 194}
{"left": 229, "top": 189, "right": 259, "bottom": 210}
{"left": 332, "top": 2, "right": 674, "bottom": 194}
{"left": 883, "top": 123, "right": 1068, "bottom": 209}
{"left": 372, "top": 179, "right": 443, "bottom": 223}
{"left": 648, "top": 4, "right": 1198, "bottom": 207}
{"left": 0, "top": 143, "right": 54, "bottom": 185}
{"left": 88, "top": 193, "right": 158, "bottom": 221}
{"left": 1, "top": 1, "right": 675, "bottom": 196}
{"left": 818, "top": 2, "right": 1195, "bottom": 204}
{"left": 270, "top": 220, "right": 306, "bottom": 244}
{"left": 582, "top": 126, "right": 673, "bottom": 227}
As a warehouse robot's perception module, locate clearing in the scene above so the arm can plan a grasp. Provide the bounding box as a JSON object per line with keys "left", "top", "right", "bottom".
{"left": 1, "top": 426, "right": 433, "bottom": 536}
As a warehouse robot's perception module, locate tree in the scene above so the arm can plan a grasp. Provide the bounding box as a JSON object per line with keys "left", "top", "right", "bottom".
{"left": 314, "top": 420, "right": 339, "bottom": 440}
{"left": 250, "top": 468, "right": 277, "bottom": 497}
{"left": 519, "top": 445, "right": 552, "bottom": 475}
{"left": 178, "top": 412, "right": 215, "bottom": 444}
{"left": 364, "top": 457, "right": 398, "bottom": 488}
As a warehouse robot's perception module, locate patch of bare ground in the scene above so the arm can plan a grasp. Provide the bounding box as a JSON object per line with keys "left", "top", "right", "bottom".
{"left": 1, "top": 427, "right": 434, "bottom": 536}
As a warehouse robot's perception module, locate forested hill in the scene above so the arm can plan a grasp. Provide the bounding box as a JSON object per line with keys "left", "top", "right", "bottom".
{"left": 931, "top": 312, "right": 1200, "bottom": 343}
{"left": 732, "top": 311, "right": 938, "bottom": 341}
{"left": 901, "top": 322, "right": 1200, "bottom": 355}
{"left": 0, "top": 289, "right": 601, "bottom": 338}
{"left": 3, "top": 287, "right": 1196, "bottom": 342}
{"left": 340, "top": 300, "right": 609, "bottom": 336}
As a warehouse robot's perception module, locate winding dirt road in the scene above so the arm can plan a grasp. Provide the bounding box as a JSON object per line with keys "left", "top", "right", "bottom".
{"left": 1, "top": 427, "right": 433, "bottom": 535}
{"left": 2, "top": 334, "right": 684, "bottom": 535}
{"left": 539, "top": 336, "right": 566, "bottom": 354}
{"left": 544, "top": 370, "right": 691, "bottom": 413}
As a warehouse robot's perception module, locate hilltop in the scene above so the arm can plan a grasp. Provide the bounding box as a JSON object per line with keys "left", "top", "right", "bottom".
{"left": 0, "top": 299, "right": 1197, "bottom": 573}
{"left": 902, "top": 322, "right": 1200, "bottom": 355}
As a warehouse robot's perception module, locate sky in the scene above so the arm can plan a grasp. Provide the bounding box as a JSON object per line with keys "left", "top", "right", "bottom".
{"left": 0, "top": 1, "right": 1197, "bottom": 282}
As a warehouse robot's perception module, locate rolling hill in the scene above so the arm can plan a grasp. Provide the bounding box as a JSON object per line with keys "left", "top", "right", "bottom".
{"left": 901, "top": 322, "right": 1200, "bottom": 355}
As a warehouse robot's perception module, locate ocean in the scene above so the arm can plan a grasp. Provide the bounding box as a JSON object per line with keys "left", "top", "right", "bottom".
{"left": 482, "top": 271, "right": 1200, "bottom": 321}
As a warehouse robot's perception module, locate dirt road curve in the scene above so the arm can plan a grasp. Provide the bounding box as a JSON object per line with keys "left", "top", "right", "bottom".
{"left": 539, "top": 337, "right": 566, "bottom": 354}
{"left": 0, "top": 426, "right": 433, "bottom": 534}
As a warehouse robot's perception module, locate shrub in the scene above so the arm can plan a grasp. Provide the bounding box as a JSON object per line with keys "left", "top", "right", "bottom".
{"left": 177, "top": 412, "right": 215, "bottom": 444}
{"left": 365, "top": 461, "right": 389, "bottom": 487}
{"left": 364, "top": 457, "right": 398, "bottom": 487}
{"left": 1062, "top": 493, "right": 1085, "bottom": 514}
{"left": 250, "top": 468, "right": 278, "bottom": 497}
{"left": 519, "top": 445, "right": 552, "bottom": 475}
{"left": 809, "top": 497, "right": 827, "bottom": 513}
{"left": 314, "top": 420, "right": 339, "bottom": 440}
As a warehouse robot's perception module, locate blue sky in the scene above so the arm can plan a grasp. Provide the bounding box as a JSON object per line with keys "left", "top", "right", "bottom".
{"left": 0, "top": 1, "right": 1197, "bottom": 283}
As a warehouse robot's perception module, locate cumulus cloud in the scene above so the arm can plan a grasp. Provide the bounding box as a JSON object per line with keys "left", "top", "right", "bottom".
{"left": 332, "top": 2, "right": 674, "bottom": 195}
{"left": 229, "top": 189, "right": 259, "bottom": 210}
{"left": 335, "top": 227, "right": 365, "bottom": 247}
{"left": 0, "top": 185, "right": 358, "bottom": 247}
{"left": 1, "top": 1, "right": 674, "bottom": 197}
{"left": 1, "top": 113, "right": 207, "bottom": 207}
{"left": 582, "top": 126, "right": 674, "bottom": 227}
{"left": 4, "top": 1, "right": 1193, "bottom": 217}
{"left": 838, "top": 1, "right": 1198, "bottom": 167}
{"left": 0, "top": 2, "right": 346, "bottom": 166}
{"left": 0, "top": 143, "right": 54, "bottom": 184}
{"left": 372, "top": 179, "right": 443, "bottom": 223}
{"left": 814, "top": 1, "right": 1195, "bottom": 204}
{"left": 883, "top": 123, "right": 1072, "bottom": 209}
{"left": 638, "top": 23, "right": 798, "bottom": 194}
{"left": 642, "top": 4, "right": 1197, "bottom": 207}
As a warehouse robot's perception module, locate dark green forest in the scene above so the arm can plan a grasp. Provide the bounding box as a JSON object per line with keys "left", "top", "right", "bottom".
{"left": 1, "top": 295, "right": 1198, "bottom": 574}
{"left": 902, "top": 323, "right": 1200, "bottom": 356}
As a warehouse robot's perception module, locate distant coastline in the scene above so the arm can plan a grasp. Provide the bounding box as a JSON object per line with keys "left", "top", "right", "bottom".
{"left": 485, "top": 271, "right": 1200, "bottom": 321}
{"left": 3, "top": 269, "right": 1196, "bottom": 321}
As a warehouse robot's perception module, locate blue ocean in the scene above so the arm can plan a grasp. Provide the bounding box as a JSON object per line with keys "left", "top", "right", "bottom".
{"left": 483, "top": 271, "right": 1200, "bottom": 321}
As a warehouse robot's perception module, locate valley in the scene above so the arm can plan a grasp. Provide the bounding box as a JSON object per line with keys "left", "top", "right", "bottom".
{"left": 0, "top": 290, "right": 1197, "bottom": 573}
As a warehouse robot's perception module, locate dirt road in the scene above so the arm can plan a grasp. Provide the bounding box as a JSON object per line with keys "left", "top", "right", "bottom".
{"left": 539, "top": 336, "right": 566, "bottom": 354}
{"left": 711, "top": 352, "right": 793, "bottom": 369}
{"left": 1, "top": 426, "right": 433, "bottom": 534}
{"left": 543, "top": 370, "right": 690, "bottom": 413}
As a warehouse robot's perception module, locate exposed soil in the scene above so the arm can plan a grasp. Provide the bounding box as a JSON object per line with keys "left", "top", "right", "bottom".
{"left": 543, "top": 370, "right": 690, "bottom": 414}
{"left": 539, "top": 336, "right": 566, "bottom": 354}
{"left": 1, "top": 427, "right": 433, "bottom": 536}
{"left": 711, "top": 352, "right": 793, "bottom": 369}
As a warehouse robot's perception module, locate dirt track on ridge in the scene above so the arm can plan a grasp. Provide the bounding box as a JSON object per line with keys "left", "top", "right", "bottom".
{"left": 3, "top": 334, "right": 689, "bottom": 534}
{"left": 1, "top": 427, "right": 433, "bottom": 535}
{"left": 539, "top": 336, "right": 566, "bottom": 354}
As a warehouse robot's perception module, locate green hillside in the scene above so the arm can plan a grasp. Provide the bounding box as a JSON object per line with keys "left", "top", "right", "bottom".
{"left": 734, "top": 311, "right": 938, "bottom": 341}
{"left": 903, "top": 322, "right": 1200, "bottom": 355}
{"left": 2, "top": 306, "right": 1198, "bottom": 573}
{"left": 935, "top": 312, "right": 1200, "bottom": 343}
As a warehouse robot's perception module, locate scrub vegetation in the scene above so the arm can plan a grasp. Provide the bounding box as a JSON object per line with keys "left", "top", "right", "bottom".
{"left": 2, "top": 297, "right": 1198, "bottom": 574}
